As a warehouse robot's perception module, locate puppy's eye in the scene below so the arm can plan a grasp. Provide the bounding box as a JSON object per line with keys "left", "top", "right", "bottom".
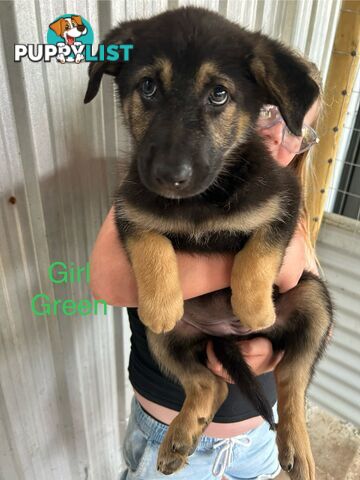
{"left": 140, "top": 78, "right": 157, "bottom": 98}
{"left": 208, "top": 86, "right": 228, "bottom": 106}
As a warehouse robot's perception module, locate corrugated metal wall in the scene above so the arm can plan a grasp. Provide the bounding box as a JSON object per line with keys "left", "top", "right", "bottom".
{"left": 310, "top": 213, "right": 360, "bottom": 426}
{"left": 1, "top": 1, "right": 353, "bottom": 479}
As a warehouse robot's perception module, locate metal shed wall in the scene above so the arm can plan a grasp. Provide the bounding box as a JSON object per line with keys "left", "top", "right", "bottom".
{"left": 0, "top": 1, "right": 350, "bottom": 479}
{"left": 310, "top": 213, "right": 360, "bottom": 427}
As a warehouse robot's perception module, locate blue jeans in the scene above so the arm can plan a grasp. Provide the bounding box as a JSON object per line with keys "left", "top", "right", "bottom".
{"left": 119, "top": 397, "right": 281, "bottom": 480}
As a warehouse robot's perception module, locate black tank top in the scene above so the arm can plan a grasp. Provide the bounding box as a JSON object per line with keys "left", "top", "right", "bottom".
{"left": 127, "top": 308, "right": 277, "bottom": 422}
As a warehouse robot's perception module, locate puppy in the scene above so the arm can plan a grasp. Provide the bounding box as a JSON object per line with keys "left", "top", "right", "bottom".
{"left": 84, "top": 7, "right": 333, "bottom": 480}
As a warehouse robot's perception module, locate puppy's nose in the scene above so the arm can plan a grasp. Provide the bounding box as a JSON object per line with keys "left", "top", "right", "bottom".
{"left": 154, "top": 163, "right": 193, "bottom": 188}
{"left": 77, "top": 25, "right": 86, "bottom": 32}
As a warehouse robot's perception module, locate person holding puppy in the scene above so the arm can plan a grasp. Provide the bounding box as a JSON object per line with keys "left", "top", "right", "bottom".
{"left": 90, "top": 79, "right": 321, "bottom": 479}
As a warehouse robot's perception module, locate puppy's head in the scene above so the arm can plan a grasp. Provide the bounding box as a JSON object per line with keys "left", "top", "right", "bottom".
{"left": 85, "top": 7, "right": 319, "bottom": 199}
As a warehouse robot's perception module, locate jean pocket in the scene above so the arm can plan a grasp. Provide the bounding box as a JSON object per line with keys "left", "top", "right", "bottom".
{"left": 123, "top": 422, "right": 151, "bottom": 474}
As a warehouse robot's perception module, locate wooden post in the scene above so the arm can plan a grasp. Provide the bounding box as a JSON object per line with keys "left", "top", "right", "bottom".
{"left": 309, "top": 0, "right": 360, "bottom": 244}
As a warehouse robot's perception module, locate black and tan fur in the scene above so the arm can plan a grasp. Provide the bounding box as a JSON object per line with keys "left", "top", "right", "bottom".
{"left": 85, "top": 7, "right": 333, "bottom": 479}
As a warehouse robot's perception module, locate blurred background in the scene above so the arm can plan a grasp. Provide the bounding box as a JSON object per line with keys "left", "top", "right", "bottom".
{"left": 0, "top": 1, "right": 359, "bottom": 479}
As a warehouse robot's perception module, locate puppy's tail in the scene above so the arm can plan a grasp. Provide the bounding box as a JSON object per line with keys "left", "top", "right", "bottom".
{"left": 211, "top": 337, "right": 275, "bottom": 429}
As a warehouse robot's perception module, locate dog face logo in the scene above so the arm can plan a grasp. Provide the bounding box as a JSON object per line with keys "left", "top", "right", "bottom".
{"left": 50, "top": 16, "right": 87, "bottom": 45}
{"left": 47, "top": 14, "right": 93, "bottom": 63}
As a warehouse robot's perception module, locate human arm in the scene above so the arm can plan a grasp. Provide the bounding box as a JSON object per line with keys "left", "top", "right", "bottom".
{"left": 90, "top": 205, "right": 314, "bottom": 304}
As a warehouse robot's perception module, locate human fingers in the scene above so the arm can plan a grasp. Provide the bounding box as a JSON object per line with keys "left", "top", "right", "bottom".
{"left": 239, "top": 338, "right": 284, "bottom": 375}
{"left": 206, "top": 340, "right": 235, "bottom": 384}
{"left": 238, "top": 337, "right": 272, "bottom": 357}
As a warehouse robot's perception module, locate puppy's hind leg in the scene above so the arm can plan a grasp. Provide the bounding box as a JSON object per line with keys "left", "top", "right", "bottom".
{"left": 147, "top": 331, "right": 228, "bottom": 475}
{"left": 272, "top": 272, "right": 333, "bottom": 480}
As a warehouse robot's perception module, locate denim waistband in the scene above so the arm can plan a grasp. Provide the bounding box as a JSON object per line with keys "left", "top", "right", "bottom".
{"left": 132, "top": 396, "right": 267, "bottom": 450}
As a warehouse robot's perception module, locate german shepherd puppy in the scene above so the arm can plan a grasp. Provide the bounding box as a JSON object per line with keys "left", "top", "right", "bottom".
{"left": 85, "top": 7, "right": 333, "bottom": 479}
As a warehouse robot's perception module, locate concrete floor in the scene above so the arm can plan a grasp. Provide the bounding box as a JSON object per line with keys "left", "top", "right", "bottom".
{"left": 275, "top": 405, "right": 360, "bottom": 479}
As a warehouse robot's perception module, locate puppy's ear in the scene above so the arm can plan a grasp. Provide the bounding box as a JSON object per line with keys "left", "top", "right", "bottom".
{"left": 84, "top": 60, "right": 120, "bottom": 104}
{"left": 84, "top": 24, "right": 134, "bottom": 104}
{"left": 249, "top": 37, "right": 319, "bottom": 136}
{"left": 49, "top": 18, "right": 65, "bottom": 37}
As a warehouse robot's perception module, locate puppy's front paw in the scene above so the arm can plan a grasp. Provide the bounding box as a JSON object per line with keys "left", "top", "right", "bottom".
{"left": 138, "top": 291, "right": 184, "bottom": 334}
{"left": 231, "top": 292, "right": 276, "bottom": 330}
{"left": 277, "top": 422, "right": 315, "bottom": 480}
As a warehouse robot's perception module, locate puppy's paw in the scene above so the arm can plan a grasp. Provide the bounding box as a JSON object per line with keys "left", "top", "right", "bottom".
{"left": 277, "top": 423, "right": 315, "bottom": 480}
{"left": 138, "top": 291, "right": 184, "bottom": 334}
{"left": 157, "top": 421, "right": 199, "bottom": 475}
{"left": 231, "top": 293, "right": 276, "bottom": 330}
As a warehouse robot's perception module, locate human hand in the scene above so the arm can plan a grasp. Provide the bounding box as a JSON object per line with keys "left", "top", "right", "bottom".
{"left": 206, "top": 338, "right": 284, "bottom": 383}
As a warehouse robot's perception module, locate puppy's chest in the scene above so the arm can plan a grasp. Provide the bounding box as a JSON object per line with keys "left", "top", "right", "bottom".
{"left": 117, "top": 188, "right": 282, "bottom": 242}
{"left": 165, "top": 230, "right": 249, "bottom": 253}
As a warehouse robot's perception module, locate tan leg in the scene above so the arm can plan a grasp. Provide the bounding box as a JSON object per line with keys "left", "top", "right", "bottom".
{"left": 276, "top": 365, "right": 315, "bottom": 480}
{"left": 231, "top": 228, "right": 283, "bottom": 330}
{"left": 147, "top": 331, "right": 228, "bottom": 475}
{"left": 274, "top": 276, "right": 332, "bottom": 480}
{"left": 126, "top": 231, "right": 183, "bottom": 333}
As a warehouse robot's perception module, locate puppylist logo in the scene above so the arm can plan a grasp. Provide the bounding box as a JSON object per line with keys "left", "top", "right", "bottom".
{"left": 14, "top": 14, "right": 133, "bottom": 64}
